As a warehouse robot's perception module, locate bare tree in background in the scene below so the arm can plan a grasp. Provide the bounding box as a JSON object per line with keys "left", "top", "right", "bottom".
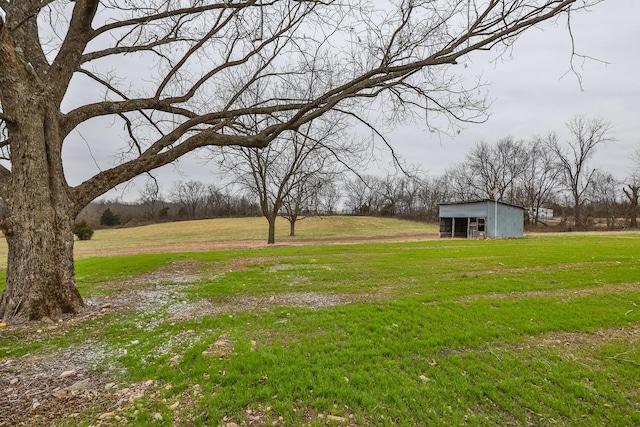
{"left": 280, "top": 174, "right": 335, "bottom": 236}
{"left": 587, "top": 170, "right": 619, "bottom": 230}
{"left": 0, "top": 0, "right": 598, "bottom": 321}
{"left": 443, "top": 163, "right": 478, "bottom": 201}
{"left": 315, "top": 181, "right": 343, "bottom": 216}
{"left": 622, "top": 146, "right": 640, "bottom": 228}
{"left": 521, "top": 138, "right": 561, "bottom": 225}
{"left": 544, "top": 116, "right": 614, "bottom": 228}
{"left": 466, "top": 137, "right": 529, "bottom": 203}
{"left": 219, "top": 115, "right": 354, "bottom": 243}
{"left": 170, "top": 181, "right": 206, "bottom": 219}
{"left": 138, "top": 179, "right": 164, "bottom": 220}
{"left": 343, "top": 175, "right": 385, "bottom": 215}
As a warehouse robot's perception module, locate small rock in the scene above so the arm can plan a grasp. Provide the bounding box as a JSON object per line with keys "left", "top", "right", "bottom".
{"left": 326, "top": 415, "right": 347, "bottom": 423}
{"left": 59, "top": 370, "right": 76, "bottom": 379}
{"left": 153, "top": 413, "right": 163, "bottom": 421}
{"left": 105, "top": 382, "right": 116, "bottom": 390}
{"left": 68, "top": 379, "right": 92, "bottom": 390}
{"left": 99, "top": 412, "right": 115, "bottom": 420}
{"left": 52, "top": 390, "right": 69, "bottom": 399}
{"left": 128, "top": 391, "right": 144, "bottom": 402}
{"left": 170, "top": 401, "right": 180, "bottom": 410}
{"left": 9, "top": 378, "right": 19, "bottom": 385}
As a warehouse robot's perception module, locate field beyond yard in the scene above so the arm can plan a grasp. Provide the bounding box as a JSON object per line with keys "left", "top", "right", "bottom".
{"left": 0, "top": 217, "right": 639, "bottom": 426}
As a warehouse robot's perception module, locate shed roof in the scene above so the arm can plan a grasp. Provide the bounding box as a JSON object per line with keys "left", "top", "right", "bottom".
{"left": 438, "top": 199, "right": 525, "bottom": 210}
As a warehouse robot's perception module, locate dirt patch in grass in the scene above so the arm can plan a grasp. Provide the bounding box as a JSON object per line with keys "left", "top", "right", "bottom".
{"left": 0, "top": 336, "right": 167, "bottom": 427}
{"left": 172, "top": 292, "right": 346, "bottom": 320}
{"left": 0, "top": 341, "right": 110, "bottom": 426}
{"left": 456, "top": 281, "right": 640, "bottom": 304}
{"left": 93, "top": 259, "right": 208, "bottom": 293}
{"left": 0, "top": 260, "right": 354, "bottom": 426}
{"left": 530, "top": 325, "right": 640, "bottom": 364}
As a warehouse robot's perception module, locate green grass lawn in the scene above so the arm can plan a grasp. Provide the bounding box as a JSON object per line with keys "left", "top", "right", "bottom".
{"left": 1, "top": 220, "right": 639, "bottom": 426}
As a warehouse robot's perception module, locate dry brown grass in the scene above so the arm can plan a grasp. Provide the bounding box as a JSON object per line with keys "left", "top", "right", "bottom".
{"left": 0, "top": 216, "right": 438, "bottom": 267}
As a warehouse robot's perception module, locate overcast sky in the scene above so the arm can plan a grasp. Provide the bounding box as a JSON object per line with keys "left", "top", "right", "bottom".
{"left": 392, "top": 0, "right": 640, "bottom": 180}
{"left": 60, "top": 0, "right": 639, "bottom": 201}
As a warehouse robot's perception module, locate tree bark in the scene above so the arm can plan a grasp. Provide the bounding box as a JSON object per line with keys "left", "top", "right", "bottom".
{"left": 0, "top": 212, "right": 82, "bottom": 323}
{"left": 267, "top": 215, "right": 276, "bottom": 244}
{"left": 0, "top": 101, "right": 83, "bottom": 323}
{"left": 623, "top": 185, "right": 639, "bottom": 229}
{"left": 289, "top": 218, "right": 296, "bottom": 237}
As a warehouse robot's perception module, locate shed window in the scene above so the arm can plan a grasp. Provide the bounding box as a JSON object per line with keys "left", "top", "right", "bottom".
{"left": 440, "top": 218, "right": 452, "bottom": 233}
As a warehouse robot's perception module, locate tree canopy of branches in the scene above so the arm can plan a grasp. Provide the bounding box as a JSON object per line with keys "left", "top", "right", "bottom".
{"left": 218, "top": 114, "right": 353, "bottom": 243}
{"left": 0, "top": 0, "right": 596, "bottom": 322}
{"left": 465, "top": 137, "right": 528, "bottom": 203}
{"left": 544, "top": 116, "right": 614, "bottom": 228}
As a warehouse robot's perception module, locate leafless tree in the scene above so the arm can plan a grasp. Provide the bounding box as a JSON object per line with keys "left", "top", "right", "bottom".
{"left": 587, "top": 170, "right": 619, "bottom": 230}
{"left": 442, "top": 163, "right": 479, "bottom": 201}
{"left": 520, "top": 138, "right": 561, "bottom": 225}
{"left": 0, "top": 0, "right": 597, "bottom": 321}
{"left": 280, "top": 175, "right": 334, "bottom": 236}
{"left": 623, "top": 146, "right": 640, "bottom": 228}
{"left": 170, "top": 180, "right": 206, "bottom": 219}
{"left": 202, "top": 184, "right": 221, "bottom": 217}
{"left": 415, "top": 175, "right": 450, "bottom": 220}
{"left": 138, "top": 179, "right": 164, "bottom": 220}
{"left": 465, "top": 137, "right": 529, "bottom": 203}
{"left": 343, "top": 175, "right": 384, "bottom": 215}
{"left": 315, "top": 181, "right": 343, "bottom": 216}
{"left": 544, "top": 116, "right": 614, "bottom": 228}
{"left": 219, "top": 116, "right": 352, "bottom": 243}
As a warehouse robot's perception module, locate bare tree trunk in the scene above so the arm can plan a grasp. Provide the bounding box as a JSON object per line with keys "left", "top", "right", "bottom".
{"left": 0, "top": 211, "right": 82, "bottom": 322}
{"left": 573, "top": 193, "right": 582, "bottom": 229}
{"left": 0, "top": 107, "right": 83, "bottom": 323}
{"left": 623, "top": 185, "right": 639, "bottom": 228}
{"left": 289, "top": 219, "right": 296, "bottom": 236}
{"left": 267, "top": 215, "right": 276, "bottom": 244}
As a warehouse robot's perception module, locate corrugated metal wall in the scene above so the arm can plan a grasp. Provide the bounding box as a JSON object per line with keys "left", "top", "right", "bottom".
{"left": 439, "top": 201, "right": 523, "bottom": 238}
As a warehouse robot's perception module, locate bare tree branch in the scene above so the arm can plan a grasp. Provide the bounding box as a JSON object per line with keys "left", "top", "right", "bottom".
{"left": 70, "top": 127, "right": 267, "bottom": 210}
{"left": 46, "top": 0, "right": 99, "bottom": 102}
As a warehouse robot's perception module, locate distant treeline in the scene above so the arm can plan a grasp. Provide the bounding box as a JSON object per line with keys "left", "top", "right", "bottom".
{"left": 65, "top": 172, "right": 636, "bottom": 232}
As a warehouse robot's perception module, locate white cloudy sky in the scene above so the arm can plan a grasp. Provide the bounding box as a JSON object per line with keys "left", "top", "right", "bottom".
{"left": 393, "top": 0, "right": 640, "bottom": 179}
{"left": 58, "top": 0, "right": 639, "bottom": 201}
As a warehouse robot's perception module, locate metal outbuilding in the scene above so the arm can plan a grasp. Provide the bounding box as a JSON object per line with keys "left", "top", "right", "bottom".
{"left": 438, "top": 200, "right": 524, "bottom": 239}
